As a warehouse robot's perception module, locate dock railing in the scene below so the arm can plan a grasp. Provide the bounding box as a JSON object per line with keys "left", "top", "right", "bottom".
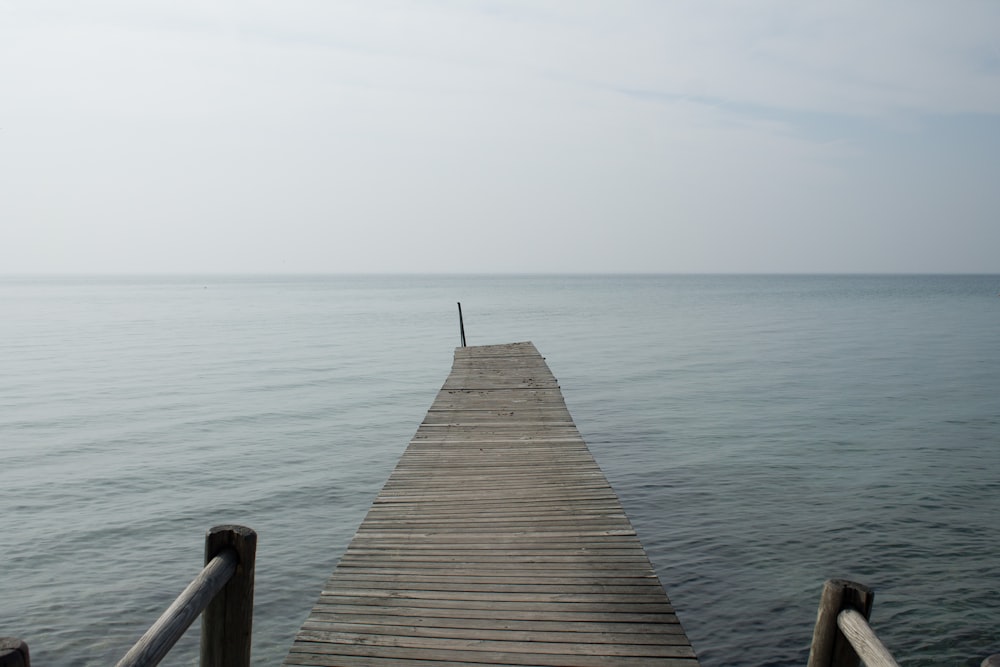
{"left": 807, "top": 578, "right": 1000, "bottom": 667}
{"left": 1, "top": 525, "right": 256, "bottom": 667}
{"left": 807, "top": 579, "right": 891, "bottom": 667}
{"left": 4, "top": 538, "right": 999, "bottom": 667}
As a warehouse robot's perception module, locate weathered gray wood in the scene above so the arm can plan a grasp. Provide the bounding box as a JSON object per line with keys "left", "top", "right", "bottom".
{"left": 286, "top": 643, "right": 695, "bottom": 667}
{"left": 115, "top": 548, "right": 239, "bottom": 667}
{"left": 292, "top": 629, "right": 697, "bottom": 656}
{"left": 311, "top": 595, "right": 678, "bottom": 614}
{"left": 0, "top": 639, "right": 29, "bottom": 667}
{"left": 201, "top": 525, "right": 257, "bottom": 667}
{"left": 301, "top": 615, "right": 685, "bottom": 634}
{"left": 282, "top": 341, "right": 699, "bottom": 666}
{"left": 836, "top": 609, "right": 900, "bottom": 667}
{"left": 320, "top": 584, "right": 668, "bottom": 598}
{"left": 807, "top": 579, "right": 875, "bottom": 667}
{"left": 297, "top": 621, "right": 691, "bottom": 645}
{"left": 326, "top": 568, "right": 658, "bottom": 579}
{"left": 308, "top": 607, "right": 680, "bottom": 623}
{"left": 318, "top": 590, "right": 672, "bottom": 604}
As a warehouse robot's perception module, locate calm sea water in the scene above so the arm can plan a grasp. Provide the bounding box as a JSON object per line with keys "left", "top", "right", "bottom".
{"left": 2, "top": 274, "right": 998, "bottom": 666}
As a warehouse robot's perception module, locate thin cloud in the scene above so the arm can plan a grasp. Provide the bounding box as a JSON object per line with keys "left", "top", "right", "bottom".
{"left": 1, "top": 1, "right": 998, "bottom": 273}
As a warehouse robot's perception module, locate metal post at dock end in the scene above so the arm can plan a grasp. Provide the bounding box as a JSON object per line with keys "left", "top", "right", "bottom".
{"left": 807, "top": 579, "right": 874, "bottom": 667}
{"left": 0, "top": 639, "right": 30, "bottom": 667}
{"left": 457, "top": 302, "right": 466, "bottom": 347}
{"left": 200, "top": 525, "right": 256, "bottom": 667}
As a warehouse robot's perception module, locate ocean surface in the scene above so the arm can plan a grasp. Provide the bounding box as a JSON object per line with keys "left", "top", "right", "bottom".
{"left": 2, "top": 274, "right": 998, "bottom": 667}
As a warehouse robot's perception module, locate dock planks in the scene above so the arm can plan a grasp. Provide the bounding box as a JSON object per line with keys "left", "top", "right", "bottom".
{"left": 283, "top": 341, "right": 699, "bottom": 667}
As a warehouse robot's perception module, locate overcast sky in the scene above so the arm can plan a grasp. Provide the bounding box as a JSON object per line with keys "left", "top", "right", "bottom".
{"left": 2, "top": 1, "right": 999, "bottom": 273}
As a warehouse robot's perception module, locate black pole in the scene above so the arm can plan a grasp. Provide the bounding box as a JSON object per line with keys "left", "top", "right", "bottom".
{"left": 457, "top": 302, "right": 466, "bottom": 347}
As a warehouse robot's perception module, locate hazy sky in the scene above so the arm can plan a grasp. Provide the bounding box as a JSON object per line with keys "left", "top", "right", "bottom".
{"left": 2, "top": 1, "right": 999, "bottom": 273}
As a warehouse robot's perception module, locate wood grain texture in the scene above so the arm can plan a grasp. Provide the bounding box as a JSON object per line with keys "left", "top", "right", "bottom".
{"left": 115, "top": 549, "right": 238, "bottom": 667}
{"left": 201, "top": 525, "right": 257, "bottom": 667}
{"left": 282, "top": 341, "right": 699, "bottom": 666}
{"left": 0, "top": 639, "right": 30, "bottom": 667}
{"left": 836, "top": 609, "right": 900, "bottom": 667}
{"left": 807, "top": 579, "right": 875, "bottom": 667}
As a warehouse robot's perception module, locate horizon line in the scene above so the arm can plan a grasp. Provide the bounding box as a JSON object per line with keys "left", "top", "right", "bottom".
{"left": 2, "top": 271, "right": 999, "bottom": 278}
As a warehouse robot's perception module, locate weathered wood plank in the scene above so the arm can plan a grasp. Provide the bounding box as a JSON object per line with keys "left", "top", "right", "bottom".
{"left": 317, "top": 589, "right": 670, "bottom": 604}
{"left": 312, "top": 598, "right": 678, "bottom": 616}
{"left": 334, "top": 558, "right": 656, "bottom": 568}
{"left": 292, "top": 629, "right": 698, "bottom": 657}
{"left": 306, "top": 607, "right": 682, "bottom": 624}
{"left": 320, "top": 581, "right": 670, "bottom": 595}
{"left": 298, "top": 621, "right": 692, "bottom": 645}
{"left": 284, "top": 653, "right": 695, "bottom": 667}
{"left": 286, "top": 643, "right": 697, "bottom": 667}
{"left": 320, "top": 572, "right": 660, "bottom": 584}
{"left": 282, "top": 341, "right": 698, "bottom": 667}
{"left": 301, "top": 616, "right": 687, "bottom": 635}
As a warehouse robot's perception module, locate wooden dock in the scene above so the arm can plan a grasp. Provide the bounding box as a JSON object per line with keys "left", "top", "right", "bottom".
{"left": 282, "top": 341, "right": 700, "bottom": 667}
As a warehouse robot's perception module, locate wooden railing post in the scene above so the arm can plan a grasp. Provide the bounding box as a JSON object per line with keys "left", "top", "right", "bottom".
{"left": 807, "top": 579, "right": 874, "bottom": 667}
{"left": 200, "top": 525, "right": 256, "bottom": 667}
{"left": 0, "top": 639, "right": 29, "bottom": 667}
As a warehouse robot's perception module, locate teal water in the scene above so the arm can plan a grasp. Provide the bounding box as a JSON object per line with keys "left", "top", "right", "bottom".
{"left": 2, "top": 274, "right": 998, "bottom": 666}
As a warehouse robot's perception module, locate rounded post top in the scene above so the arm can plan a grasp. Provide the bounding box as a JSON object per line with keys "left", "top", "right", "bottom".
{"left": 825, "top": 579, "right": 873, "bottom": 595}
{"left": 207, "top": 525, "right": 256, "bottom": 538}
{"left": 0, "top": 638, "right": 30, "bottom": 667}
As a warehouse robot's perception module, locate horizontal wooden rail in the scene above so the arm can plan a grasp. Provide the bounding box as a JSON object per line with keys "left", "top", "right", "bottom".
{"left": 115, "top": 548, "right": 237, "bottom": 667}
{"left": 837, "top": 609, "right": 900, "bottom": 667}
{"left": 116, "top": 525, "right": 256, "bottom": 667}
